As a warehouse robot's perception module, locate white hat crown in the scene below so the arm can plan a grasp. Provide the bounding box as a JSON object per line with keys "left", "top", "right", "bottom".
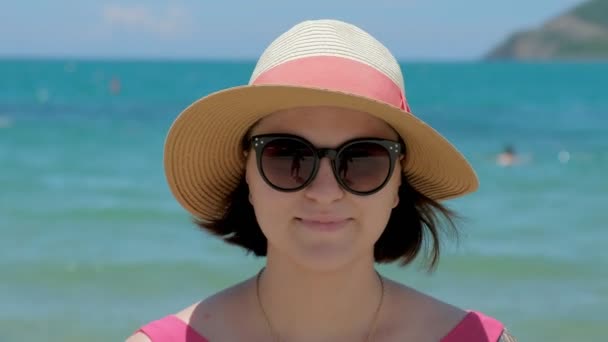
{"left": 250, "top": 19, "right": 406, "bottom": 96}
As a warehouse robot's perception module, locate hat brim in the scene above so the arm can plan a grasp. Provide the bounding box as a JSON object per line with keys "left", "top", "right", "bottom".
{"left": 164, "top": 84, "right": 478, "bottom": 222}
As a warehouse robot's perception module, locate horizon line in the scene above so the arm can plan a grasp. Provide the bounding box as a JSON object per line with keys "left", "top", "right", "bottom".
{"left": 0, "top": 53, "right": 492, "bottom": 63}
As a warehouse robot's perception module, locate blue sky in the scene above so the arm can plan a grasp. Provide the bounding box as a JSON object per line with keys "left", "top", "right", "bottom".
{"left": 1, "top": 0, "right": 584, "bottom": 60}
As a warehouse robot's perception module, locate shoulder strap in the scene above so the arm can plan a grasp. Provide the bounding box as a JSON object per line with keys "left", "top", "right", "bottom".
{"left": 441, "top": 311, "right": 504, "bottom": 342}
{"left": 137, "top": 315, "right": 209, "bottom": 342}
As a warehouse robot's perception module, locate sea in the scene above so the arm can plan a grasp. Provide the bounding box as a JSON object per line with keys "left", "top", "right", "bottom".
{"left": 0, "top": 59, "right": 606, "bottom": 341}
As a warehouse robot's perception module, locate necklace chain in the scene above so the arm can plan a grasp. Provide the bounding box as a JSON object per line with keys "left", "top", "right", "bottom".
{"left": 255, "top": 268, "right": 384, "bottom": 342}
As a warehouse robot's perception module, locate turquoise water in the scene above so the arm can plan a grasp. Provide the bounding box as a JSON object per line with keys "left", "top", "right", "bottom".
{"left": 1, "top": 60, "right": 607, "bottom": 341}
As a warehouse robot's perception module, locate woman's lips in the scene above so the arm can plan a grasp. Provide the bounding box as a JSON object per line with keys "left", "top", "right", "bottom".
{"left": 295, "top": 218, "right": 351, "bottom": 232}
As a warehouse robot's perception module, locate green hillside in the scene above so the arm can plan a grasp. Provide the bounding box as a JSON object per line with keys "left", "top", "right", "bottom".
{"left": 572, "top": 0, "right": 608, "bottom": 27}
{"left": 486, "top": 0, "right": 608, "bottom": 60}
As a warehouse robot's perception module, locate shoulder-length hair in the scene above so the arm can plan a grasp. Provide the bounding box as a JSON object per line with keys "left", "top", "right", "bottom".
{"left": 196, "top": 172, "right": 459, "bottom": 271}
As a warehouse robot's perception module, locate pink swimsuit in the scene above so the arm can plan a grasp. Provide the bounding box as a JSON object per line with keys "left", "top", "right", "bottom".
{"left": 138, "top": 310, "right": 504, "bottom": 341}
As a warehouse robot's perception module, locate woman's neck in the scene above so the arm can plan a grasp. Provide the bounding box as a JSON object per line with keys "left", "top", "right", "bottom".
{"left": 255, "top": 250, "right": 385, "bottom": 341}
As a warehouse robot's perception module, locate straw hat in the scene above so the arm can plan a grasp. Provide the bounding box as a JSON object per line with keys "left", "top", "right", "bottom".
{"left": 164, "top": 19, "right": 478, "bottom": 222}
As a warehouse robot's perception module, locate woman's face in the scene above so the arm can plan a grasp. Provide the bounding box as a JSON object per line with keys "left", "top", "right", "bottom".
{"left": 246, "top": 106, "right": 402, "bottom": 271}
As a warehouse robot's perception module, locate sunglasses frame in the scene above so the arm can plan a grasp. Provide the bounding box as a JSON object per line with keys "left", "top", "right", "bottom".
{"left": 249, "top": 133, "right": 405, "bottom": 195}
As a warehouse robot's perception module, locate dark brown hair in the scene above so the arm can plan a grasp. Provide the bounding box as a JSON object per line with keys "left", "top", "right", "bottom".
{"left": 196, "top": 173, "right": 459, "bottom": 271}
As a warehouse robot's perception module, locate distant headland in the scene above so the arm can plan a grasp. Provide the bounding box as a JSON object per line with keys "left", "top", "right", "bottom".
{"left": 485, "top": 0, "right": 608, "bottom": 60}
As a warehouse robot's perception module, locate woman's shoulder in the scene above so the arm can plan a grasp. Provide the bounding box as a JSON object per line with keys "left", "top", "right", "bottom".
{"left": 126, "top": 313, "right": 208, "bottom": 342}
{"left": 381, "top": 279, "right": 467, "bottom": 339}
{"left": 177, "top": 278, "right": 255, "bottom": 337}
{"left": 383, "top": 279, "right": 513, "bottom": 341}
{"left": 128, "top": 279, "right": 255, "bottom": 342}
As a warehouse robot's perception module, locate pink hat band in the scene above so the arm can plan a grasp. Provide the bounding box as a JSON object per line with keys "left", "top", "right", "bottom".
{"left": 251, "top": 55, "right": 410, "bottom": 112}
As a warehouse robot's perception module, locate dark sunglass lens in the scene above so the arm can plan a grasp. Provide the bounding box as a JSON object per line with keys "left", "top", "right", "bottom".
{"left": 260, "top": 138, "right": 315, "bottom": 190}
{"left": 337, "top": 142, "right": 391, "bottom": 193}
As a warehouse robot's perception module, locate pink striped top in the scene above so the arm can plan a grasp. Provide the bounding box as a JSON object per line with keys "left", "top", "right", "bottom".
{"left": 137, "top": 310, "right": 504, "bottom": 341}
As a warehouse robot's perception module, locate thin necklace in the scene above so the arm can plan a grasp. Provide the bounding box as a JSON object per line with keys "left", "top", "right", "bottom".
{"left": 255, "top": 267, "right": 385, "bottom": 342}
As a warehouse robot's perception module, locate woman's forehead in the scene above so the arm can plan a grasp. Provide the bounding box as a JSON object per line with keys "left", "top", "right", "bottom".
{"left": 250, "top": 106, "right": 400, "bottom": 143}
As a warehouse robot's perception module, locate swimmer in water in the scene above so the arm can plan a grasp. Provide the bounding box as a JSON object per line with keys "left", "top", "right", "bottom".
{"left": 496, "top": 145, "right": 518, "bottom": 167}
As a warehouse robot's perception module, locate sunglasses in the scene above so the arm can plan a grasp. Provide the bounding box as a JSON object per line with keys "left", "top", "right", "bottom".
{"left": 249, "top": 134, "right": 404, "bottom": 195}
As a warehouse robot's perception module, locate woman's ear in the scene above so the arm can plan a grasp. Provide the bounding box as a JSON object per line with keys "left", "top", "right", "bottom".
{"left": 244, "top": 159, "right": 253, "bottom": 204}
{"left": 243, "top": 151, "right": 252, "bottom": 184}
{"left": 393, "top": 174, "right": 403, "bottom": 208}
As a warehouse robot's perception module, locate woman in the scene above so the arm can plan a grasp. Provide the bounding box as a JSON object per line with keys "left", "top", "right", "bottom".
{"left": 128, "top": 19, "right": 516, "bottom": 341}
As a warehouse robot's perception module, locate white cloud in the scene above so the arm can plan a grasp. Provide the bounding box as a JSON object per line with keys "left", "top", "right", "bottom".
{"left": 101, "top": 3, "right": 193, "bottom": 37}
